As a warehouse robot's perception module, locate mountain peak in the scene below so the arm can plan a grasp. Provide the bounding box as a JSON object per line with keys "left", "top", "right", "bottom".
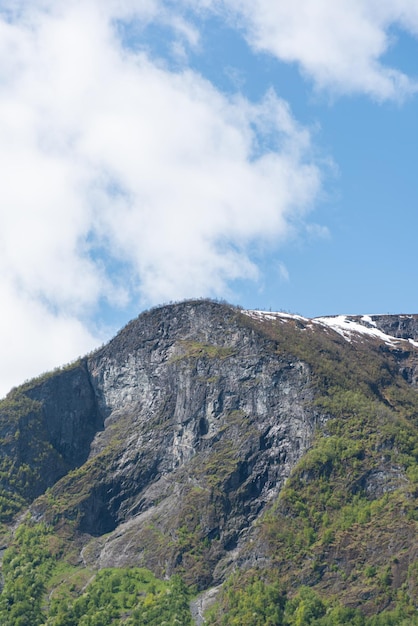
{"left": 2, "top": 300, "right": 418, "bottom": 622}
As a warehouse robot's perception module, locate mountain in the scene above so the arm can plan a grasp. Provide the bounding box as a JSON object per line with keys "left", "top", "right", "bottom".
{"left": 2, "top": 300, "right": 418, "bottom": 625}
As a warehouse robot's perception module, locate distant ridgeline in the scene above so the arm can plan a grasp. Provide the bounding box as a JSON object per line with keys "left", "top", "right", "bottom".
{"left": 2, "top": 300, "right": 418, "bottom": 624}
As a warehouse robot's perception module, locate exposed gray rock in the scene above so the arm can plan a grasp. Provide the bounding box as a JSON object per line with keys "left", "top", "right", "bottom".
{"left": 0, "top": 361, "right": 103, "bottom": 502}
{"left": 4, "top": 299, "right": 418, "bottom": 601}
{"left": 25, "top": 361, "right": 103, "bottom": 467}
{"left": 369, "top": 314, "right": 418, "bottom": 341}
{"left": 75, "top": 301, "right": 322, "bottom": 583}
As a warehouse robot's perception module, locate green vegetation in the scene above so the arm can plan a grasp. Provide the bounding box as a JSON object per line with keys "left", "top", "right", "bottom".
{"left": 233, "top": 312, "right": 418, "bottom": 614}
{"left": 205, "top": 572, "right": 285, "bottom": 625}
{"left": 4, "top": 305, "right": 418, "bottom": 624}
{"left": 0, "top": 522, "right": 58, "bottom": 625}
{"left": 256, "top": 388, "right": 418, "bottom": 612}
{"left": 46, "top": 569, "right": 192, "bottom": 625}
{"left": 0, "top": 390, "right": 46, "bottom": 523}
{"left": 0, "top": 521, "right": 193, "bottom": 625}
{"left": 171, "top": 340, "right": 235, "bottom": 362}
{"left": 207, "top": 575, "right": 418, "bottom": 625}
{"left": 4, "top": 524, "right": 416, "bottom": 626}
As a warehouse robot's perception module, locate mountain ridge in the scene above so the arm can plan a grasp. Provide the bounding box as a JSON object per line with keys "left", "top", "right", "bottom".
{"left": 2, "top": 299, "right": 418, "bottom": 624}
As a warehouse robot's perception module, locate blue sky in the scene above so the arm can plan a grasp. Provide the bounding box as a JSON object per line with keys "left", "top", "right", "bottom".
{"left": 0, "top": 0, "right": 418, "bottom": 395}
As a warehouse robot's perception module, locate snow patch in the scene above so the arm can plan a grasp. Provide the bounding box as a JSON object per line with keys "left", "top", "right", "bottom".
{"left": 242, "top": 309, "right": 418, "bottom": 350}
{"left": 243, "top": 310, "right": 309, "bottom": 323}
{"left": 361, "top": 315, "right": 377, "bottom": 327}
{"left": 313, "top": 316, "right": 400, "bottom": 346}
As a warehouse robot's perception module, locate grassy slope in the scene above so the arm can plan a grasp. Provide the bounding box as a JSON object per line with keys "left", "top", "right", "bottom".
{"left": 221, "top": 312, "right": 418, "bottom": 618}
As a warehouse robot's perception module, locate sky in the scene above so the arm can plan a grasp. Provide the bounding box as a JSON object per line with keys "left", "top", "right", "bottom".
{"left": 0, "top": 0, "right": 418, "bottom": 396}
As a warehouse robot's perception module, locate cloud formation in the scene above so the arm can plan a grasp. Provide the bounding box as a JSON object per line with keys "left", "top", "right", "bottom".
{"left": 203, "top": 0, "right": 418, "bottom": 100}
{"left": 3, "top": 0, "right": 417, "bottom": 394}
{"left": 0, "top": 0, "right": 322, "bottom": 395}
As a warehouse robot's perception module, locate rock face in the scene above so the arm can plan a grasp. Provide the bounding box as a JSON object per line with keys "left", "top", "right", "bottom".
{"left": 56, "top": 301, "right": 321, "bottom": 585}
{"left": 25, "top": 362, "right": 103, "bottom": 469}
{"left": 3, "top": 299, "right": 418, "bottom": 610}
{"left": 0, "top": 362, "right": 103, "bottom": 506}
{"left": 368, "top": 313, "right": 418, "bottom": 341}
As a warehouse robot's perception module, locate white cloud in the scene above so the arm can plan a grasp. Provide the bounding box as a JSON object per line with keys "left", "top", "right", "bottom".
{"left": 0, "top": 0, "right": 323, "bottom": 396}
{"left": 278, "top": 263, "right": 290, "bottom": 283}
{"left": 0, "top": 283, "right": 98, "bottom": 397}
{"left": 201, "top": 0, "right": 418, "bottom": 100}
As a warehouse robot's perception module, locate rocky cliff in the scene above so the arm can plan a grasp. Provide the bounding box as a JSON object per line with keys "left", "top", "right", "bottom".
{"left": 33, "top": 301, "right": 322, "bottom": 586}
{"left": 2, "top": 300, "right": 418, "bottom": 621}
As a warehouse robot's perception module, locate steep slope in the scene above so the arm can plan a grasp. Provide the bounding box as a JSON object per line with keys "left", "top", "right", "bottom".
{"left": 2, "top": 300, "right": 418, "bottom": 624}
{"left": 33, "top": 301, "right": 322, "bottom": 587}
{"left": 0, "top": 361, "right": 102, "bottom": 528}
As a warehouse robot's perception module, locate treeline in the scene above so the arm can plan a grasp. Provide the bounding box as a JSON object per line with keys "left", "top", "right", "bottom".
{"left": 46, "top": 569, "right": 192, "bottom": 626}
{"left": 0, "top": 523, "right": 192, "bottom": 625}
{"left": 0, "top": 522, "right": 56, "bottom": 626}
{"left": 206, "top": 574, "right": 418, "bottom": 626}
{"left": 1, "top": 522, "right": 418, "bottom": 625}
